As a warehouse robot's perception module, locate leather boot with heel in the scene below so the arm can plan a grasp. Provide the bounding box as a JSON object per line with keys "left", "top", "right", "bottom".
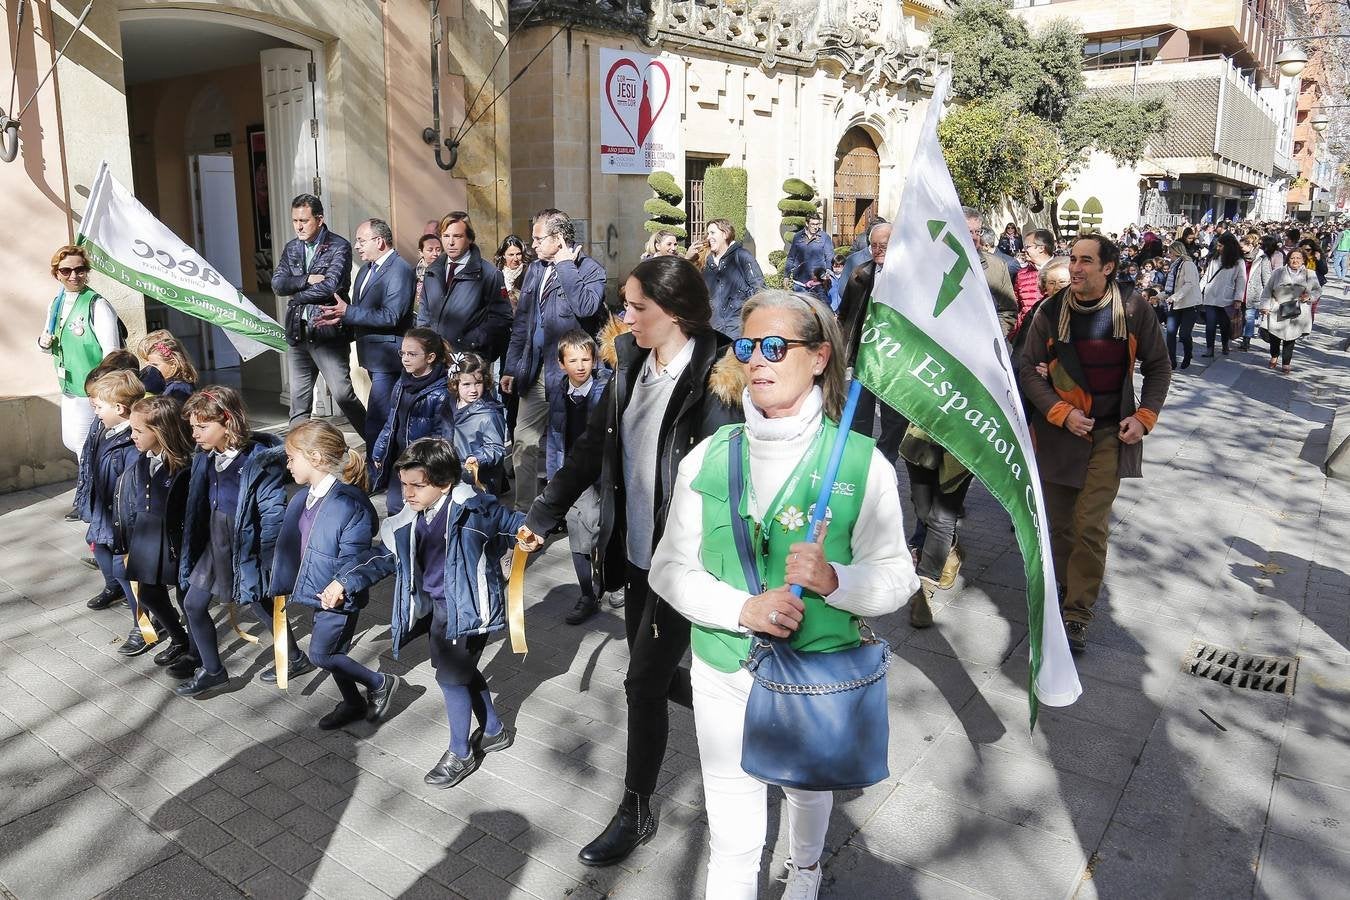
{"left": 578, "top": 790, "right": 657, "bottom": 867}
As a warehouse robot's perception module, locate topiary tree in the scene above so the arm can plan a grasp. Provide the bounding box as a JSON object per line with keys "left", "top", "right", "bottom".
{"left": 765, "top": 249, "right": 789, "bottom": 289}
{"left": 704, "top": 166, "right": 749, "bottom": 239}
{"left": 643, "top": 170, "right": 687, "bottom": 240}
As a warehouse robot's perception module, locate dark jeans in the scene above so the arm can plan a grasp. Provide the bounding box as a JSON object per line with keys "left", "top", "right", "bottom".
{"left": 365, "top": 369, "right": 399, "bottom": 452}
{"left": 183, "top": 588, "right": 304, "bottom": 676}
{"left": 287, "top": 339, "right": 367, "bottom": 435}
{"left": 850, "top": 385, "right": 908, "bottom": 464}
{"left": 622, "top": 563, "right": 693, "bottom": 797}
{"left": 904, "top": 463, "right": 973, "bottom": 582}
{"left": 309, "top": 609, "right": 382, "bottom": 706}
{"left": 1202, "top": 304, "right": 1233, "bottom": 352}
{"left": 1268, "top": 335, "right": 1296, "bottom": 366}
{"left": 1165, "top": 307, "right": 1199, "bottom": 366}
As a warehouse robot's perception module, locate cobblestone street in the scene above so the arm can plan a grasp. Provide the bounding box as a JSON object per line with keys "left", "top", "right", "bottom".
{"left": 2, "top": 287, "right": 1349, "bottom": 900}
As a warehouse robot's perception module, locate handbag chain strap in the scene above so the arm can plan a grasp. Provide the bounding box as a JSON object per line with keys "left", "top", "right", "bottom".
{"left": 745, "top": 639, "right": 891, "bottom": 695}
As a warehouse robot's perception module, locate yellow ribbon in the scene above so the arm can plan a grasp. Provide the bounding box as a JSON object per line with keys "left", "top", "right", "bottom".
{"left": 507, "top": 546, "right": 530, "bottom": 655}
{"left": 230, "top": 605, "right": 261, "bottom": 644}
{"left": 127, "top": 577, "right": 158, "bottom": 644}
{"left": 465, "top": 459, "right": 485, "bottom": 491}
{"left": 273, "top": 596, "right": 289, "bottom": 690}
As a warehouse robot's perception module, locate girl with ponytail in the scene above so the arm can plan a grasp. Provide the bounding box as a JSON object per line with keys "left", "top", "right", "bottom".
{"left": 273, "top": 420, "right": 400, "bottom": 729}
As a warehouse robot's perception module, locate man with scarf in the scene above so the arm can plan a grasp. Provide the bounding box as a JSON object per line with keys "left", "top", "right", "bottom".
{"left": 1017, "top": 234, "right": 1171, "bottom": 654}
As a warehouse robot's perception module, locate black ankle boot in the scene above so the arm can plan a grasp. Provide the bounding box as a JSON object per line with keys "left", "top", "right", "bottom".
{"left": 577, "top": 790, "right": 657, "bottom": 867}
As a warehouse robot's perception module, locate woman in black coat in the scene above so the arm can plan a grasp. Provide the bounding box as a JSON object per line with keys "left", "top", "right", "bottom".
{"left": 518, "top": 255, "right": 745, "bottom": 868}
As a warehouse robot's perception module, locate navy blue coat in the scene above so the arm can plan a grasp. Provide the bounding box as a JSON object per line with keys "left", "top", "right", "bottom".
{"left": 270, "top": 481, "right": 378, "bottom": 612}
{"left": 446, "top": 398, "right": 507, "bottom": 491}
{"left": 545, "top": 369, "right": 611, "bottom": 479}
{"left": 371, "top": 366, "right": 452, "bottom": 490}
{"left": 179, "top": 432, "right": 288, "bottom": 604}
{"left": 271, "top": 226, "right": 353, "bottom": 345}
{"left": 336, "top": 484, "right": 526, "bottom": 656}
{"left": 418, "top": 245, "right": 510, "bottom": 361}
{"left": 785, "top": 229, "right": 835, "bottom": 284}
{"left": 114, "top": 454, "right": 189, "bottom": 584}
{"left": 163, "top": 380, "right": 195, "bottom": 402}
{"left": 703, "top": 243, "right": 764, "bottom": 339}
{"left": 76, "top": 422, "right": 139, "bottom": 547}
{"left": 505, "top": 253, "right": 608, "bottom": 394}
{"left": 344, "top": 252, "right": 415, "bottom": 373}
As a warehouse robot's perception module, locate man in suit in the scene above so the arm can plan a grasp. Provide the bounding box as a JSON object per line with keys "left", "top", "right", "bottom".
{"left": 503, "top": 208, "right": 607, "bottom": 510}
{"left": 271, "top": 193, "right": 365, "bottom": 435}
{"left": 418, "top": 211, "right": 510, "bottom": 361}
{"left": 316, "top": 217, "right": 414, "bottom": 451}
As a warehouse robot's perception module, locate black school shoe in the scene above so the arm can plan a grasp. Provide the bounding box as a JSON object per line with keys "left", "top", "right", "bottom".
{"left": 565, "top": 595, "right": 599, "bottom": 625}
{"left": 367, "top": 674, "right": 401, "bottom": 723}
{"left": 87, "top": 586, "right": 125, "bottom": 610}
{"left": 117, "top": 628, "right": 159, "bottom": 657}
{"left": 153, "top": 642, "right": 190, "bottom": 667}
{"left": 472, "top": 725, "right": 515, "bottom": 755}
{"left": 166, "top": 652, "right": 202, "bottom": 679}
{"left": 424, "top": 750, "right": 480, "bottom": 788}
{"left": 259, "top": 654, "right": 316, "bottom": 684}
{"left": 64, "top": 506, "right": 82, "bottom": 522}
{"left": 318, "top": 701, "right": 369, "bottom": 731}
{"left": 174, "top": 668, "right": 229, "bottom": 697}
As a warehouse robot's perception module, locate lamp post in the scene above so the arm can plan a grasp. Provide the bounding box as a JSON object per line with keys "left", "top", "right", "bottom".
{"left": 1308, "top": 105, "right": 1350, "bottom": 133}
{"left": 1275, "top": 34, "right": 1350, "bottom": 77}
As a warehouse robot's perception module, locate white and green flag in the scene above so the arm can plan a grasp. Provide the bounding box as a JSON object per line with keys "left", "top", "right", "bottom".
{"left": 855, "top": 71, "right": 1081, "bottom": 723}
{"left": 78, "top": 160, "right": 286, "bottom": 359}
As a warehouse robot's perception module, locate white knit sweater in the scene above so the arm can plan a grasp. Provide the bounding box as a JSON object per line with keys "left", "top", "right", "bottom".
{"left": 649, "top": 386, "right": 917, "bottom": 634}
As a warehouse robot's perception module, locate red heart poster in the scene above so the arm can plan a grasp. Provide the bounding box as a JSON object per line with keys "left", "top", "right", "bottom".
{"left": 599, "top": 48, "right": 681, "bottom": 175}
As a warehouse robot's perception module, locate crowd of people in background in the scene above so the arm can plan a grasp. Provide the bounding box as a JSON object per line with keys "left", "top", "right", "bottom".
{"left": 34, "top": 198, "right": 1348, "bottom": 899}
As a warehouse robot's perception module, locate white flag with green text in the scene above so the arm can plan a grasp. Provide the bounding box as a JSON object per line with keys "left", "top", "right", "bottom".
{"left": 78, "top": 161, "right": 286, "bottom": 360}
{"left": 856, "top": 71, "right": 1081, "bottom": 723}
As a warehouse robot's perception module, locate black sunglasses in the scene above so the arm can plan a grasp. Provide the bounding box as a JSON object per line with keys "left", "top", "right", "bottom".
{"left": 58, "top": 266, "right": 90, "bottom": 276}
{"left": 732, "top": 336, "right": 812, "bottom": 363}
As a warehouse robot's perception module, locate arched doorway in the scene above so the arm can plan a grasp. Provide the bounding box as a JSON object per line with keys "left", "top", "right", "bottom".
{"left": 831, "top": 127, "right": 880, "bottom": 249}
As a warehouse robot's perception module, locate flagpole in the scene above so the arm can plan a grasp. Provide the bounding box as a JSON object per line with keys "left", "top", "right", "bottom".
{"left": 790, "top": 377, "right": 863, "bottom": 598}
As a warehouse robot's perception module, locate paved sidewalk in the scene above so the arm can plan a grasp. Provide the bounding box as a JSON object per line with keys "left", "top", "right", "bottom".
{"left": 2, "top": 286, "right": 1348, "bottom": 899}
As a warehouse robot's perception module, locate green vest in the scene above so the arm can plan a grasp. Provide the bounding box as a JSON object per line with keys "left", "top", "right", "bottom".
{"left": 48, "top": 289, "right": 106, "bottom": 398}
{"left": 689, "top": 419, "right": 875, "bottom": 673}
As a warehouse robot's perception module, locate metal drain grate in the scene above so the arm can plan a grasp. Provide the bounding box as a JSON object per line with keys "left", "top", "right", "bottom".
{"left": 1184, "top": 642, "right": 1298, "bottom": 695}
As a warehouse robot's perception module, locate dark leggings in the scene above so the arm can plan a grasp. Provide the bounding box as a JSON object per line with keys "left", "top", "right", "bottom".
{"left": 1166, "top": 307, "right": 1199, "bottom": 365}
{"left": 622, "top": 564, "right": 693, "bottom": 796}
{"left": 1203, "top": 304, "right": 1233, "bottom": 351}
{"left": 134, "top": 583, "right": 190, "bottom": 647}
{"left": 92, "top": 544, "right": 135, "bottom": 627}
{"left": 309, "top": 609, "right": 382, "bottom": 707}
{"left": 1268, "top": 335, "right": 1296, "bottom": 366}
{"left": 183, "top": 586, "right": 304, "bottom": 676}
{"left": 428, "top": 601, "right": 498, "bottom": 758}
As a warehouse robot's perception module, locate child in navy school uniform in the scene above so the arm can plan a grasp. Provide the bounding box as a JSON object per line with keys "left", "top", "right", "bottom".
{"left": 139, "top": 330, "right": 199, "bottom": 401}
{"left": 173, "top": 386, "right": 313, "bottom": 697}
{"left": 273, "top": 420, "right": 400, "bottom": 730}
{"left": 445, "top": 352, "right": 507, "bottom": 494}
{"left": 371, "top": 327, "right": 451, "bottom": 516}
{"left": 76, "top": 371, "right": 147, "bottom": 650}
{"left": 116, "top": 394, "right": 195, "bottom": 666}
{"left": 326, "top": 438, "right": 524, "bottom": 789}
{"left": 546, "top": 330, "right": 613, "bottom": 625}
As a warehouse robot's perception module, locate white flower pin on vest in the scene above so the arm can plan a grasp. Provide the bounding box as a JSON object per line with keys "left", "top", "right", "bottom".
{"left": 776, "top": 505, "right": 805, "bottom": 533}
{"left": 70, "top": 317, "right": 86, "bottom": 337}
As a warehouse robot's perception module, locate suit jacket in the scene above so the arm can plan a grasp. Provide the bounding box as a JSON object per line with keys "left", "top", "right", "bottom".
{"left": 505, "top": 252, "right": 608, "bottom": 392}
{"left": 271, "top": 226, "right": 353, "bottom": 345}
{"left": 344, "top": 251, "right": 415, "bottom": 372}
{"left": 418, "top": 244, "right": 511, "bottom": 360}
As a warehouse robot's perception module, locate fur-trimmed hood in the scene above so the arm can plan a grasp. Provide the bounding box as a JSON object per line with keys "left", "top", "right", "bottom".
{"left": 598, "top": 315, "right": 745, "bottom": 407}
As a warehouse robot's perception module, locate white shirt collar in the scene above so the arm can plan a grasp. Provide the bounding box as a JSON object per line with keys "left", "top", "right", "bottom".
{"left": 421, "top": 489, "right": 452, "bottom": 523}
{"left": 147, "top": 450, "right": 164, "bottom": 474}
{"left": 372, "top": 249, "right": 396, "bottom": 268}
{"left": 641, "top": 336, "right": 694, "bottom": 383}
{"left": 212, "top": 447, "right": 241, "bottom": 471}
{"left": 305, "top": 473, "right": 338, "bottom": 509}
{"left": 567, "top": 376, "right": 594, "bottom": 397}
{"left": 105, "top": 420, "right": 131, "bottom": 437}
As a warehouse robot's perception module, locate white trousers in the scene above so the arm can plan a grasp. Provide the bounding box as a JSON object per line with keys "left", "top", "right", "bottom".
{"left": 61, "top": 395, "right": 95, "bottom": 461}
{"left": 692, "top": 656, "right": 832, "bottom": 900}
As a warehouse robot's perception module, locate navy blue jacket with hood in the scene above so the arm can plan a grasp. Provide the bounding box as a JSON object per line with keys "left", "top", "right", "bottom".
{"left": 76, "top": 421, "right": 139, "bottom": 547}
{"left": 371, "top": 364, "right": 452, "bottom": 490}
{"left": 269, "top": 479, "right": 379, "bottom": 612}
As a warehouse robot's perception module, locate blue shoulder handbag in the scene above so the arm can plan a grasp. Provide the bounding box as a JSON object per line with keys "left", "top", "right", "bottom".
{"left": 728, "top": 429, "right": 891, "bottom": 791}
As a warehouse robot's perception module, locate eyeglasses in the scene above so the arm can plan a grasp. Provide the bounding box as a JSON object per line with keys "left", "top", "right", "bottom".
{"left": 58, "top": 266, "right": 90, "bottom": 276}
{"left": 732, "top": 336, "right": 812, "bottom": 363}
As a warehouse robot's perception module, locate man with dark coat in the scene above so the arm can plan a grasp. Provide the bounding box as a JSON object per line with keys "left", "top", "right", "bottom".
{"left": 502, "top": 208, "right": 608, "bottom": 510}
{"left": 785, "top": 212, "right": 834, "bottom": 286}
{"left": 271, "top": 193, "right": 365, "bottom": 435}
{"left": 317, "top": 217, "right": 414, "bottom": 451}
{"left": 418, "top": 211, "right": 511, "bottom": 362}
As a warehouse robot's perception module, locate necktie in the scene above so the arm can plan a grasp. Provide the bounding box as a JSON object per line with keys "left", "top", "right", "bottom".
{"left": 362, "top": 262, "right": 378, "bottom": 299}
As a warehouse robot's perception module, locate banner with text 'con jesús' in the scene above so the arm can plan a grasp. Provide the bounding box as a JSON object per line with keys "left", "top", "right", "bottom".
{"left": 855, "top": 71, "right": 1081, "bottom": 725}
{"left": 77, "top": 161, "right": 285, "bottom": 360}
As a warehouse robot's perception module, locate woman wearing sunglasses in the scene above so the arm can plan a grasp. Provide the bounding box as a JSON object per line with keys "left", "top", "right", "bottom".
{"left": 649, "top": 290, "right": 915, "bottom": 899}
{"left": 516, "top": 254, "right": 745, "bottom": 867}
{"left": 38, "top": 244, "right": 124, "bottom": 482}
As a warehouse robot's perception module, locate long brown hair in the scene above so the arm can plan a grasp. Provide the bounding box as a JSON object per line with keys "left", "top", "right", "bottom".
{"left": 130, "top": 395, "right": 195, "bottom": 472}
{"left": 182, "top": 386, "right": 250, "bottom": 450}
{"left": 284, "top": 420, "right": 370, "bottom": 492}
